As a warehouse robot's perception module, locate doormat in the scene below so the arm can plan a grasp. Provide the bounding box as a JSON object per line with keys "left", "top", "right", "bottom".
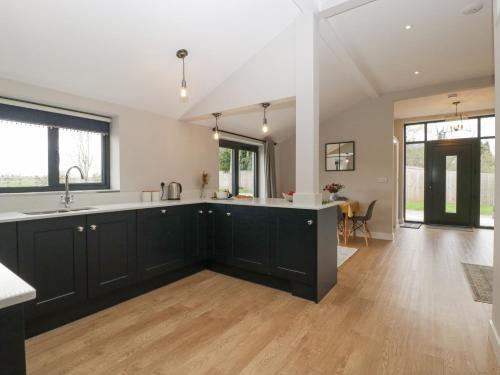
{"left": 462, "top": 263, "right": 493, "bottom": 304}
{"left": 400, "top": 222, "right": 422, "bottom": 229}
{"left": 427, "top": 225, "right": 473, "bottom": 232}
{"left": 338, "top": 246, "right": 358, "bottom": 267}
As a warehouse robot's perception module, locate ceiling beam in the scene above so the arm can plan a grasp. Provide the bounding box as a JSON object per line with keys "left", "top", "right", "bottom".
{"left": 319, "top": 19, "right": 379, "bottom": 98}
{"left": 318, "top": 0, "right": 379, "bottom": 19}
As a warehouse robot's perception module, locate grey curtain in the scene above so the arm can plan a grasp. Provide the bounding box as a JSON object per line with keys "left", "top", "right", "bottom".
{"left": 264, "top": 138, "right": 278, "bottom": 198}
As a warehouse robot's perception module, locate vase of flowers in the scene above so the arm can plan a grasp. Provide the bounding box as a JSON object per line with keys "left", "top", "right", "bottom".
{"left": 200, "top": 171, "right": 210, "bottom": 198}
{"left": 323, "top": 183, "right": 344, "bottom": 201}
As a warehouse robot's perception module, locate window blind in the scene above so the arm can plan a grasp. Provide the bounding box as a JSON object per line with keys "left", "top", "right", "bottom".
{"left": 0, "top": 98, "right": 111, "bottom": 134}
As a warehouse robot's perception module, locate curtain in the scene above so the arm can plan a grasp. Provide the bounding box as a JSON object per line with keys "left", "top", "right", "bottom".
{"left": 264, "top": 138, "right": 278, "bottom": 198}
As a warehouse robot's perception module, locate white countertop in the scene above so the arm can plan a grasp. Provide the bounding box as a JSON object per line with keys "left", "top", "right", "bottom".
{"left": 0, "top": 262, "right": 36, "bottom": 310}
{"left": 0, "top": 198, "right": 341, "bottom": 224}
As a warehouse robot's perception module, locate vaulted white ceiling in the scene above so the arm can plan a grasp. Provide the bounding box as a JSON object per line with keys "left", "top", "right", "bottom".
{"left": 0, "top": 0, "right": 494, "bottom": 142}
{"left": 0, "top": 0, "right": 298, "bottom": 118}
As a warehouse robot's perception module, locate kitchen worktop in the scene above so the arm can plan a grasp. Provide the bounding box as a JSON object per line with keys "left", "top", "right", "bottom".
{"left": 0, "top": 198, "right": 341, "bottom": 224}
{"left": 0, "top": 262, "right": 36, "bottom": 310}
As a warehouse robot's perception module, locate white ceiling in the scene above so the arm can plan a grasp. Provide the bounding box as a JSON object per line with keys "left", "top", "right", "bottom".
{"left": 0, "top": 0, "right": 494, "bottom": 142}
{"left": 330, "top": 0, "right": 494, "bottom": 94}
{"left": 0, "top": 0, "right": 298, "bottom": 118}
{"left": 394, "top": 86, "right": 495, "bottom": 119}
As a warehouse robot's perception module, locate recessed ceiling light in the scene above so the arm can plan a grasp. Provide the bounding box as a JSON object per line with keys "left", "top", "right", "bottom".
{"left": 414, "top": 71, "right": 420, "bottom": 75}
{"left": 404, "top": 24, "right": 413, "bottom": 30}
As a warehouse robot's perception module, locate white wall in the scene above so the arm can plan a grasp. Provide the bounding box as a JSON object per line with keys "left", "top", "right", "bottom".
{"left": 276, "top": 134, "right": 296, "bottom": 195}
{"left": 0, "top": 78, "right": 219, "bottom": 212}
{"left": 490, "top": 1, "right": 500, "bottom": 364}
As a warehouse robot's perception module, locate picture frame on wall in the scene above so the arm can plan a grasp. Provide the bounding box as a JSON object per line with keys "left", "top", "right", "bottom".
{"left": 325, "top": 141, "right": 355, "bottom": 171}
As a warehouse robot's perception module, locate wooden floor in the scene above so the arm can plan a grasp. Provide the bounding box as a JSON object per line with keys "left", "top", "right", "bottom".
{"left": 26, "top": 226, "right": 499, "bottom": 374}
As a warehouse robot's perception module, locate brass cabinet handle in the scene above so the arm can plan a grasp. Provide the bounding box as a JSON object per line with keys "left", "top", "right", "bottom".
{"left": 160, "top": 209, "right": 167, "bottom": 214}
{"left": 76, "top": 226, "right": 85, "bottom": 232}
{"left": 90, "top": 224, "right": 98, "bottom": 231}
{"left": 198, "top": 210, "right": 204, "bottom": 215}
{"left": 208, "top": 210, "right": 213, "bottom": 214}
{"left": 306, "top": 220, "right": 314, "bottom": 226}
{"left": 226, "top": 212, "right": 232, "bottom": 217}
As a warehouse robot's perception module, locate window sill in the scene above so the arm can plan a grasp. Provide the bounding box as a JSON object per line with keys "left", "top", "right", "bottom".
{"left": 0, "top": 189, "right": 120, "bottom": 197}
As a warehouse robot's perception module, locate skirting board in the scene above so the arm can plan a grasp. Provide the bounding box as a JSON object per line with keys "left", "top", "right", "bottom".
{"left": 489, "top": 320, "right": 500, "bottom": 365}
{"left": 354, "top": 230, "right": 394, "bottom": 241}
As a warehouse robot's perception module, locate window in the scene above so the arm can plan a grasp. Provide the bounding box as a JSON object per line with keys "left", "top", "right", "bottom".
{"left": 218, "top": 140, "right": 259, "bottom": 197}
{"left": 0, "top": 99, "right": 110, "bottom": 192}
{"left": 480, "top": 116, "right": 495, "bottom": 227}
{"left": 427, "top": 118, "right": 478, "bottom": 140}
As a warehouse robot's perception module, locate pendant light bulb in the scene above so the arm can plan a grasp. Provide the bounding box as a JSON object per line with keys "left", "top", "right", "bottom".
{"left": 261, "top": 103, "right": 270, "bottom": 134}
{"left": 176, "top": 49, "right": 189, "bottom": 102}
{"left": 212, "top": 113, "right": 221, "bottom": 141}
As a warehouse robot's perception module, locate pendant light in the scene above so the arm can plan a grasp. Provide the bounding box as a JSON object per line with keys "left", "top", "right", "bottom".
{"left": 261, "top": 102, "right": 270, "bottom": 133}
{"left": 176, "top": 49, "right": 188, "bottom": 101}
{"left": 212, "top": 113, "right": 221, "bottom": 140}
{"left": 450, "top": 101, "right": 465, "bottom": 132}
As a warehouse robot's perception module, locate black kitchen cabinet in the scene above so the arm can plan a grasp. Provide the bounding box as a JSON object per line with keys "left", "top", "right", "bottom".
{"left": 87, "top": 211, "right": 137, "bottom": 297}
{"left": 185, "top": 204, "right": 207, "bottom": 264}
{"left": 270, "top": 208, "right": 316, "bottom": 285}
{"left": 0, "top": 222, "right": 18, "bottom": 273}
{"left": 18, "top": 216, "right": 87, "bottom": 318}
{"left": 210, "top": 204, "right": 232, "bottom": 262}
{"left": 137, "top": 206, "right": 185, "bottom": 280}
{"left": 225, "top": 205, "right": 270, "bottom": 274}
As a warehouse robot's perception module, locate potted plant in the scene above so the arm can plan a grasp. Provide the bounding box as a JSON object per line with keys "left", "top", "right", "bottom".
{"left": 323, "top": 183, "right": 344, "bottom": 201}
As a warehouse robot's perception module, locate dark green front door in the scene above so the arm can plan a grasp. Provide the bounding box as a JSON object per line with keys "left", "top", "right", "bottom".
{"left": 425, "top": 139, "right": 478, "bottom": 226}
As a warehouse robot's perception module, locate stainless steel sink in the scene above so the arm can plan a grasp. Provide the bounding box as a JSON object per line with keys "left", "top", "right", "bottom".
{"left": 23, "top": 207, "right": 97, "bottom": 215}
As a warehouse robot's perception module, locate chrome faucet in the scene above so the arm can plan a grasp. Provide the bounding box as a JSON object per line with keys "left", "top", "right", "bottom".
{"left": 61, "top": 166, "right": 85, "bottom": 208}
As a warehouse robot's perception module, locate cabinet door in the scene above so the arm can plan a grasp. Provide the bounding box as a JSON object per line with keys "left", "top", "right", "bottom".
{"left": 211, "top": 204, "right": 232, "bottom": 262}
{"left": 270, "top": 209, "right": 316, "bottom": 285}
{"left": 0, "top": 223, "right": 18, "bottom": 273}
{"left": 137, "top": 206, "right": 185, "bottom": 280}
{"left": 226, "top": 206, "right": 270, "bottom": 274}
{"left": 185, "top": 204, "right": 207, "bottom": 264}
{"left": 87, "top": 211, "right": 137, "bottom": 297}
{"left": 18, "top": 216, "right": 87, "bottom": 317}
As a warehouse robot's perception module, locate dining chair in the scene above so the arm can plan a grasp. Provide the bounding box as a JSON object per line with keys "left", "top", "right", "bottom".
{"left": 337, "top": 206, "right": 345, "bottom": 244}
{"left": 349, "top": 200, "right": 377, "bottom": 246}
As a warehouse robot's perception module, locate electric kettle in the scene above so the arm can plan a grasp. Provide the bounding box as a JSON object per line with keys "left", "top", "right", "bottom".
{"left": 167, "top": 182, "right": 182, "bottom": 200}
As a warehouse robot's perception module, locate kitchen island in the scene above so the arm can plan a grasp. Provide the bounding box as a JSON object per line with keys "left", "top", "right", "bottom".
{"left": 0, "top": 198, "right": 339, "bottom": 337}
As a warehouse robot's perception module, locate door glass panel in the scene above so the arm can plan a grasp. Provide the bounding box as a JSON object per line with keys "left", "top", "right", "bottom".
{"left": 405, "top": 143, "right": 425, "bottom": 222}
{"left": 218, "top": 147, "right": 233, "bottom": 193}
{"left": 427, "top": 119, "right": 478, "bottom": 140}
{"left": 238, "top": 150, "right": 256, "bottom": 197}
{"left": 445, "top": 155, "right": 457, "bottom": 214}
{"left": 480, "top": 139, "right": 495, "bottom": 227}
{"left": 405, "top": 123, "right": 425, "bottom": 142}
{"left": 481, "top": 117, "right": 495, "bottom": 137}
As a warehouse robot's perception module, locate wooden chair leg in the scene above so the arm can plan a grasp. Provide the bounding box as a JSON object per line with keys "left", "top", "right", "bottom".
{"left": 363, "top": 222, "right": 369, "bottom": 246}
{"left": 365, "top": 223, "right": 372, "bottom": 239}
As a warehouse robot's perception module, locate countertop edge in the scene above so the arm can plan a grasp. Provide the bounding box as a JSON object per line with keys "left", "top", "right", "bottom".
{"left": 0, "top": 263, "right": 36, "bottom": 310}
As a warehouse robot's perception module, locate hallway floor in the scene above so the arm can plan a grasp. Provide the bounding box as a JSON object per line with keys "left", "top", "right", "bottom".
{"left": 26, "top": 227, "right": 499, "bottom": 374}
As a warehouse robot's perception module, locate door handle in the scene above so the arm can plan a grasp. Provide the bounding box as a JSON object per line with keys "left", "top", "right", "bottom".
{"left": 89, "top": 224, "right": 98, "bottom": 231}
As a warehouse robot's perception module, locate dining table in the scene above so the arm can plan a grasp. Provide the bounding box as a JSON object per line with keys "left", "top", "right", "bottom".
{"left": 338, "top": 200, "right": 360, "bottom": 246}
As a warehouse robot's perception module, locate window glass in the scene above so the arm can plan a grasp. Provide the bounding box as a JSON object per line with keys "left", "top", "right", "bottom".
{"left": 0, "top": 120, "right": 48, "bottom": 187}
{"left": 427, "top": 119, "right": 478, "bottom": 140}
{"left": 238, "top": 150, "right": 256, "bottom": 197}
{"left": 445, "top": 155, "right": 457, "bottom": 214}
{"left": 405, "top": 143, "right": 425, "bottom": 222}
{"left": 218, "top": 147, "right": 233, "bottom": 193}
{"left": 59, "top": 129, "right": 103, "bottom": 184}
{"left": 405, "top": 124, "right": 425, "bottom": 142}
{"left": 480, "top": 139, "right": 495, "bottom": 227}
{"left": 481, "top": 117, "right": 495, "bottom": 138}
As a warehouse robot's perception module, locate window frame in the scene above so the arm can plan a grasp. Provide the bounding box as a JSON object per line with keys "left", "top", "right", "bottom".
{"left": 0, "top": 101, "right": 111, "bottom": 193}
{"left": 403, "top": 114, "right": 495, "bottom": 226}
{"left": 219, "top": 139, "right": 259, "bottom": 198}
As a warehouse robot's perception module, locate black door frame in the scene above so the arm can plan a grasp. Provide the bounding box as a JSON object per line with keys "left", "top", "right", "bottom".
{"left": 424, "top": 138, "right": 480, "bottom": 227}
